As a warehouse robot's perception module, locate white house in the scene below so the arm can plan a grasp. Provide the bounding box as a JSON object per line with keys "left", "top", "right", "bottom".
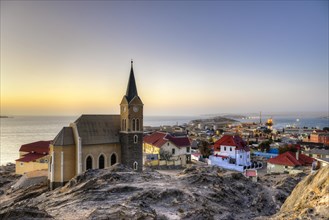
{"left": 213, "top": 135, "right": 251, "bottom": 166}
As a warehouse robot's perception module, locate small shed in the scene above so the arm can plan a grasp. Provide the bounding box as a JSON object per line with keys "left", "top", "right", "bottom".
{"left": 244, "top": 169, "right": 258, "bottom": 182}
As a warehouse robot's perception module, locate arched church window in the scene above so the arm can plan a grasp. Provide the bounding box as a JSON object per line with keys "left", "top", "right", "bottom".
{"left": 98, "top": 154, "right": 105, "bottom": 169}
{"left": 111, "top": 153, "right": 117, "bottom": 166}
{"left": 134, "top": 135, "right": 138, "bottom": 144}
{"left": 86, "top": 156, "right": 93, "bottom": 170}
{"left": 136, "top": 119, "right": 140, "bottom": 131}
{"left": 133, "top": 161, "right": 138, "bottom": 171}
{"left": 132, "top": 119, "right": 136, "bottom": 131}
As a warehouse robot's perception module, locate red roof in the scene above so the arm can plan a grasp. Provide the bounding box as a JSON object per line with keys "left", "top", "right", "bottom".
{"left": 16, "top": 153, "right": 46, "bottom": 162}
{"left": 214, "top": 135, "right": 249, "bottom": 152}
{"left": 165, "top": 134, "right": 191, "bottom": 147}
{"left": 19, "top": 141, "right": 51, "bottom": 154}
{"left": 268, "top": 151, "right": 314, "bottom": 166}
{"left": 143, "top": 132, "right": 167, "bottom": 148}
{"left": 143, "top": 132, "right": 190, "bottom": 148}
{"left": 245, "top": 169, "right": 257, "bottom": 177}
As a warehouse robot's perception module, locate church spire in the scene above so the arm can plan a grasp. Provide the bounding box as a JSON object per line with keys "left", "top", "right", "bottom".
{"left": 125, "top": 60, "right": 138, "bottom": 103}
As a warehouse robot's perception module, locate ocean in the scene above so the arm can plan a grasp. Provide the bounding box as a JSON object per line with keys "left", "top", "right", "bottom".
{"left": 0, "top": 115, "right": 199, "bottom": 165}
{"left": 0, "top": 115, "right": 328, "bottom": 165}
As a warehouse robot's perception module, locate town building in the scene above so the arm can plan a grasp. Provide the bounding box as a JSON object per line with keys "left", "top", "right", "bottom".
{"left": 302, "top": 147, "right": 329, "bottom": 159}
{"left": 213, "top": 135, "right": 251, "bottom": 166}
{"left": 308, "top": 132, "right": 329, "bottom": 145}
{"left": 48, "top": 61, "right": 143, "bottom": 189}
{"left": 267, "top": 151, "right": 314, "bottom": 174}
{"left": 143, "top": 131, "right": 191, "bottom": 166}
{"left": 16, "top": 141, "right": 51, "bottom": 175}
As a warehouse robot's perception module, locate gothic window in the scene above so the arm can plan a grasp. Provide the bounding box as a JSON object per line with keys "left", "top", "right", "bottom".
{"left": 133, "top": 161, "right": 138, "bottom": 170}
{"left": 86, "top": 156, "right": 93, "bottom": 170}
{"left": 136, "top": 119, "right": 140, "bottom": 131}
{"left": 134, "top": 135, "right": 138, "bottom": 143}
{"left": 111, "top": 153, "right": 117, "bottom": 166}
{"left": 98, "top": 154, "right": 105, "bottom": 169}
{"left": 132, "top": 119, "right": 136, "bottom": 131}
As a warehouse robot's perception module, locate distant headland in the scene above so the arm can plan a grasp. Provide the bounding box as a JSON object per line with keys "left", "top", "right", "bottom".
{"left": 0, "top": 116, "right": 13, "bottom": 118}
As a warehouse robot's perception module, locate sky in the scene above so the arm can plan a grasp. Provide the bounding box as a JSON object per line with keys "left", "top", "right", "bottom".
{"left": 1, "top": 1, "right": 328, "bottom": 116}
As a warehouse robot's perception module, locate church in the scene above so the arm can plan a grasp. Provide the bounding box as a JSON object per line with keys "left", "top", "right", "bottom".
{"left": 48, "top": 61, "right": 143, "bottom": 189}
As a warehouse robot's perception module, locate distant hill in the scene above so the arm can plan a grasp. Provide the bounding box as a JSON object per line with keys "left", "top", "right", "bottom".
{"left": 189, "top": 116, "right": 237, "bottom": 125}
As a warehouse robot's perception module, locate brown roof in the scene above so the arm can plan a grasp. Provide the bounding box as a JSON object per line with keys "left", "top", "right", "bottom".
{"left": 19, "top": 141, "right": 51, "bottom": 154}
{"left": 74, "top": 115, "right": 120, "bottom": 145}
{"left": 143, "top": 132, "right": 190, "bottom": 148}
{"left": 16, "top": 153, "right": 46, "bottom": 162}
{"left": 53, "top": 127, "right": 75, "bottom": 146}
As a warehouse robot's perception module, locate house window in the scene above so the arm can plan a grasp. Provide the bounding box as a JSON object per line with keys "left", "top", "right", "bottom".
{"left": 20, "top": 162, "right": 24, "bottom": 166}
{"left": 240, "top": 155, "right": 242, "bottom": 158}
{"left": 285, "top": 166, "right": 288, "bottom": 169}
{"left": 224, "top": 147, "right": 226, "bottom": 151}
{"left": 230, "top": 147, "right": 232, "bottom": 151}
{"left": 133, "top": 161, "right": 138, "bottom": 170}
{"left": 172, "top": 148, "right": 175, "bottom": 155}
{"left": 187, "top": 147, "right": 190, "bottom": 153}
{"left": 167, "top": 142, "right": 170, "bottom": 146}
{"left": 134, "top": 135, "right": 138, "bottom": 143}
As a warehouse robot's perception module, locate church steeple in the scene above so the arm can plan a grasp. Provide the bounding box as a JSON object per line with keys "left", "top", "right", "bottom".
{"left": 125, "top": 60, "right": 138, "bottom": 103}
{"left": 120, "top": 60, "right": 143, "bottom": 172}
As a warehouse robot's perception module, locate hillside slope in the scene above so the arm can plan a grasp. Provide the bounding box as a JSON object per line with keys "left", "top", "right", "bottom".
{"left": 0, "top": 165, "right": 307, "bottom": 220}
{"left": 271, "top": 165, "right": 329, "bottom": 219}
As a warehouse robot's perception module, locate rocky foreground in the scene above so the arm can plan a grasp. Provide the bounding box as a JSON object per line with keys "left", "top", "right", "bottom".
{"left": 269, "top": 165, "right": 329, "bottom": 220}
{"left": 0, "top": 164, "right": 318, "bottom": 219}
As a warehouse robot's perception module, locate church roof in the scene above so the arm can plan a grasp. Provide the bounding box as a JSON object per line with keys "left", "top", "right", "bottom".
{"left": 125, "top": 61, "right": 139, "bottom": 103}
{"left": 74, "top": 115, "right": 120, "bottom": 145}
{"left": 53, "top": 127, "right": 75, "bottom": 146}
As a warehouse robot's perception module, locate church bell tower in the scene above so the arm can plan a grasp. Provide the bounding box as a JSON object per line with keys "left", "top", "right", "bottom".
{"left": 120, "top": 60, "right": 143, "bottom": 171}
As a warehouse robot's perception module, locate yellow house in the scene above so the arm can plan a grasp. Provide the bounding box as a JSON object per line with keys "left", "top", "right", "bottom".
{"left": 15, "top": 141, "right": 50, "bottom": 175}
{"left": 143, "top": 132, "right": 191, "bottom": 166}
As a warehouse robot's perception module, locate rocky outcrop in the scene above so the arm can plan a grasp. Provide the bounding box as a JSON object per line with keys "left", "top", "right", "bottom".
{"left": 0, "top": 164, "right": 309, "bottom": 219}
{"left": 271, "top": 165, "right": 329, "bottom": 219}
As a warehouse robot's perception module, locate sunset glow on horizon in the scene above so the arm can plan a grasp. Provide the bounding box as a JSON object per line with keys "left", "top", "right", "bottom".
{"left": 1, "top": 1, "right": 328, "bottom": 116}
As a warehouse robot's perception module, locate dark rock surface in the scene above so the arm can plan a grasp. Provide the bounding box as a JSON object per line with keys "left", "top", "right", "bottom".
{"left": 0, "top": 164, "right": 308, "bottom": 219}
